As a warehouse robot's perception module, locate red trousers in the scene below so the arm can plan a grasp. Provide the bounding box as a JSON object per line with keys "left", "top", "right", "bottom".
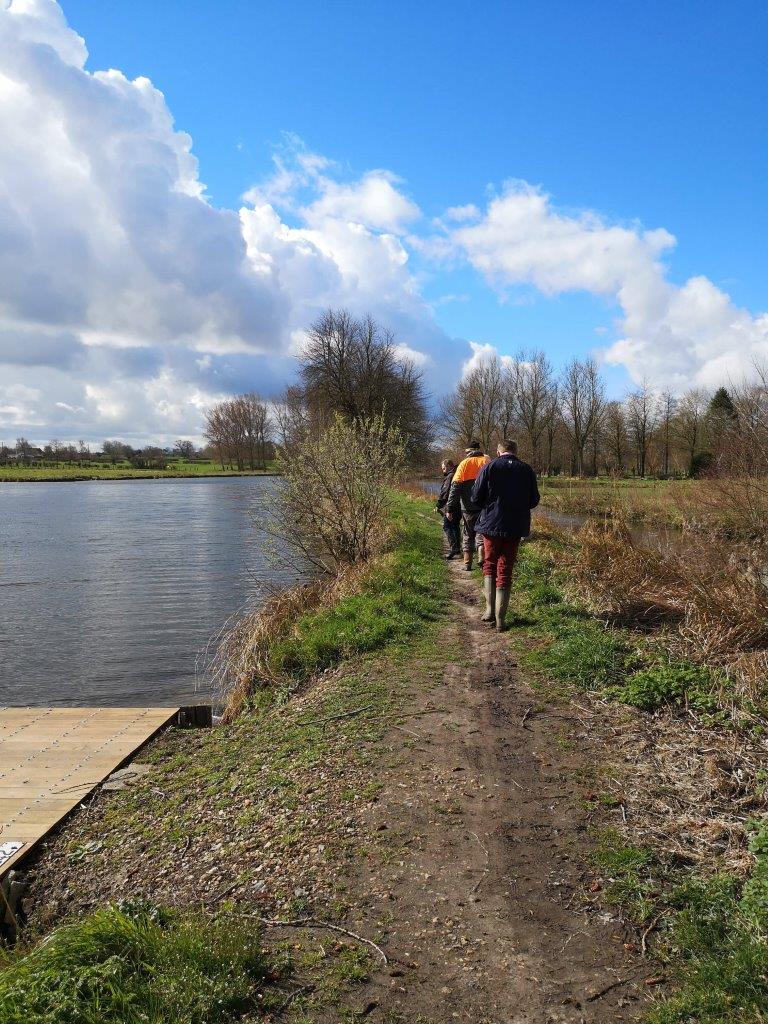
{"left": 481, "top": 535, "right": 520, "bottom": 588}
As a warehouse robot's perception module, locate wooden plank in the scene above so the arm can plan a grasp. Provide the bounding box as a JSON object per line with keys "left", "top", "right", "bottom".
{"left": 0, "top": 707, "right": 178, "bottom": 875}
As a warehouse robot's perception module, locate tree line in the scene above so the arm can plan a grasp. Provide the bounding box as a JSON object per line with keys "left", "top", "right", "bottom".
{"left": 6, "top": 308, "right": 766, "bottom": 481}
{"left": 439, "top": 351, "right": 768, "bottom": 478}
{"left": 1, "top": 438, "right": 212, "bottom": 469}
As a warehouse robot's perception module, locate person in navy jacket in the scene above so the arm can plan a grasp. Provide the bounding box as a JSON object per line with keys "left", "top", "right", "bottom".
{"left": 470, "top": 439, "right": 540, "bottom": 631}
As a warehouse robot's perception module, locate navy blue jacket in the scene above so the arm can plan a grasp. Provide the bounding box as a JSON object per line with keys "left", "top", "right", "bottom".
{"left": 471, "top": 454, "right": 540, "bottom": 538}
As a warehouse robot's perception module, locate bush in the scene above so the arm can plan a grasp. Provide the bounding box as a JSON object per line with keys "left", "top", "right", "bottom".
{"left": 271, "top": 413, "right": 406, "bottom": 573}
{"left": 611, "top": 662, "right": 721, "bottom": 713}
{"left": 0, "top": 903, "right": 283, "bottom": 1024}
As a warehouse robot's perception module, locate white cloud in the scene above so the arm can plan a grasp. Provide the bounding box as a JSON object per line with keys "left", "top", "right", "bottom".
{"left": 443, "top": 204, "right": 480, "bottom": 223}
{"left": 0, "top": 1, "right": 448, "bottom": 443}
{"left": 461, "top": 341, "right": 513, "bottom": 377}
{"left": 451, "top": 182, "right": 768, "bottom": 389}
{"left": 2, "top": 1, "right": 765, "bottom": 444}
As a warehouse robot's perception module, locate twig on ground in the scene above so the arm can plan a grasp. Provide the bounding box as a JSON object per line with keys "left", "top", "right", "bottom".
{"left": 586, "top": 977, "right": 630, "bottom": 1002}
{"left": 470, "top": 831, "right": 490, "bottom": 893}
{"left": 239, "top": 914, "right": 388, "bottom": 965}
{"left": 298, "top": 704, "right": 374, "bottom": 727}
{"left": 276, "top": 984, "right": 314, "bottom": 1015}
{"left": 521, "top": 707, "right": 534, "bottom": 728}
{"left": 208, "top": 881, "right": 241, "bottom": 906}
{"left": 641, "top": 912, "right": 665, "bottom": 956}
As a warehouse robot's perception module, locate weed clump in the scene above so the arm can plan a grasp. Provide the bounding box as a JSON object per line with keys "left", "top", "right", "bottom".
{"left": 0, "top": 903, "right": 285, "bottom": 1024}
{"left": 609, "top": 663, "right": 723, "bottom": 713}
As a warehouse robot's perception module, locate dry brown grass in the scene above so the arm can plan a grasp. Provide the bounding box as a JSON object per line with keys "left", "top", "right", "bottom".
{"left": 205, "top": 566, "right": 369, "bottom": 722}
{"left": 563, "top": 519, "right": 768, "bottom": 702}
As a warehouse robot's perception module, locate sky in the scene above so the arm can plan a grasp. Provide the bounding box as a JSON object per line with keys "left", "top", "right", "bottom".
{"left": 0, "top": 0, "right": 766, "bottom": 445}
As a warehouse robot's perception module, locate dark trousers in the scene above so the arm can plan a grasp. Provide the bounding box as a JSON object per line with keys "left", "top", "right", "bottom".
{"left": 442, "top": 514, "right": 461, "bottom": 553}
{"left": 482, "top": 535, "right": 521, "bottom": 587}
{"left": 461, "top": 511, "right": 483, "bottom": 557}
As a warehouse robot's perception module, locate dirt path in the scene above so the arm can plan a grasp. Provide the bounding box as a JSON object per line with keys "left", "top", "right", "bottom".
{"left": 331, "top": 562, "right": 649, "bottom": 1023}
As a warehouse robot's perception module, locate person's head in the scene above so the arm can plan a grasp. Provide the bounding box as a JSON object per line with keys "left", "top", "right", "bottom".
{"left": 497, "top": 439, "right": 518, "bottom": 456}
{"left": 441, "top": 458, "right": 456, "bottom": 474}
{"left": 465, "top": 439, "right": 482, "bottom": 454}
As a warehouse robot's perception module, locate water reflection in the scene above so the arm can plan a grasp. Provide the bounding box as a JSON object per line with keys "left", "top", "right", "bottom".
{"left": 0, "top": 478, "right": 304, "bottom": 707}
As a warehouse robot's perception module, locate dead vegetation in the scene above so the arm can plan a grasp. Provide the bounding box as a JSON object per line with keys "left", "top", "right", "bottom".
{"left": 560, "top": 517, "right": 768, "bottom": 706}
{"left": 206, "top": 567, "right": 368, "bottom": 722}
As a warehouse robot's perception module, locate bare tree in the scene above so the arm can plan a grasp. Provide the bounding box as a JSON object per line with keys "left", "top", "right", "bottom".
{"left": 174, "top": 439, "right": 196, "bottom": 461}
{"left": 512, "top": 350, "right": 556, "bottom": 473}
{"left": 625, "top": 382, "right": 658, "bottom": 477}
{"left": 560, "top": 359, "right": 605, "bottom": 476}
{"left": 603, "top": 401, "right": 628, "bottom": 474}
{"left": 676, "top": 388, "right": 710, "bottom": 476}
{"left": 299, "top": 309, "right": 429, "bottom": 461}
{"left": 657, "top": 391, "right": 677, "bottom": 477}
{"left": 439, "top": 353, "right": 507, "bottom": 453}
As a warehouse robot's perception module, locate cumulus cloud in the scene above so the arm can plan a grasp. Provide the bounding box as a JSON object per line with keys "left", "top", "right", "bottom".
{"left": 2, "top": 1, "right": 765, "bottom": 444}
{"left": 450, "top": 182, "right": 768, "bottom": 390}
{"left": 0, "top": 1, "right": 447, "bottom": 443}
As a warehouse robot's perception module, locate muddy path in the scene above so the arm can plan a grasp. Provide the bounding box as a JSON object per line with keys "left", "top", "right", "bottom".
{"left": 331, "top": 562, "right": 650, "bottom": 1023}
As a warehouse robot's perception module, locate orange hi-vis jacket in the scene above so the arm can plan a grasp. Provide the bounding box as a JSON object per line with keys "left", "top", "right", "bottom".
{"left": 446, "top": 451, "right": 490, "bottom": 516}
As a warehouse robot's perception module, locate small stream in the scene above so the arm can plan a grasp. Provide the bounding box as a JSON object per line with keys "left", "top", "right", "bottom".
{"left": 417, "top": 479, "right": 690, "bottom": 554}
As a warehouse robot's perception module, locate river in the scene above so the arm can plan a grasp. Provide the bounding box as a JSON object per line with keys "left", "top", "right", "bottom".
{"left": 0, "top": 477, "right": 305, "bottom": 708}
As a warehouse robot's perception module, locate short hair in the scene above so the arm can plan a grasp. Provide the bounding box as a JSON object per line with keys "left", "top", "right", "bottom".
{"left": 499, "top": 439, "right": 518, "bottom": 453}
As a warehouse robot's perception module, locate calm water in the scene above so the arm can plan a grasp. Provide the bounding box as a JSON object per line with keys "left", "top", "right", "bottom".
{"left": 0, "top": 477, "right": 303, "bottom": 707}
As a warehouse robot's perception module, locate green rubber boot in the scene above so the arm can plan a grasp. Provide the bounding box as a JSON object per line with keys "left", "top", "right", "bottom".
{"left": 481, "top": 576, "right": 496, "bottom": 622}
{"left": 495, "top": 587, "right": 511, "bottom": 632}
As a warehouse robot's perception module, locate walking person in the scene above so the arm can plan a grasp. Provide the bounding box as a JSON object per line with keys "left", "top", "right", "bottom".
{"left": 436, "top": 459, "right": 461, "bottom": 559}
{"left": 471, "top": 439, "right": 539, "bottom": 631}
{"left": 445, "top": 441, "right": 490, "bottom": 570}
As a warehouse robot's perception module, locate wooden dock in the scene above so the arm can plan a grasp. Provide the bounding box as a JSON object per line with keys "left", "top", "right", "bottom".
{"left": 0, "top": 707, "right": 178, "bottom": 876}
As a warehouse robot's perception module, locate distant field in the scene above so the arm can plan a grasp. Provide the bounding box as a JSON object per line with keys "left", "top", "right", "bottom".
{"left": 0, "top": 461, "right": 278, "bottom": 482}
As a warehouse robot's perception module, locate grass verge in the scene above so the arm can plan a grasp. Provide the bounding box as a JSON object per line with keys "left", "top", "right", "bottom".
{"left": 217, "top": 490, "right": 448, "bottom": 717}
{"left": 0, "top": 902, "right": 287, "bottom": 1023}
{"left": 0, "top": 462, "right": 276, "bottom": 482}
{"left": 507, "top": 534, "right": 768, "bottom": 1022}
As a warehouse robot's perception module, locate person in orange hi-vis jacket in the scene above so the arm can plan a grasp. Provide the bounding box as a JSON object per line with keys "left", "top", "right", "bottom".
{"left": 444, "top": 441, "right": 491, "bottom": 571}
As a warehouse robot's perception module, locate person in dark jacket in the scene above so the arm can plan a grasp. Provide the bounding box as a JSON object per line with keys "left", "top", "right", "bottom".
{"left": 471, "top": 439, "right": 540, "bottom": 631}
{"left": 445, "top": 442, "right": 490, "bottom": 570}
{"left": 436, "top": 459, "right": 460, "bottom": 559}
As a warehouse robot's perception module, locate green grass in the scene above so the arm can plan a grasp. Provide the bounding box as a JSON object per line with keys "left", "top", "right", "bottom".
{"left": 264, "top": 491, "right": 448, "bottom": 683}
{"left": 0, "top": 461, "right": 277, "bottom": 482}
{"left": 512, "top": 542, "right": 727, "bottom": 715}
{"left": 509, "top": 538, "right": 768, "bottom": 1022}
{"left": 0, "top": 903, "right": 286, "bottom": 1024}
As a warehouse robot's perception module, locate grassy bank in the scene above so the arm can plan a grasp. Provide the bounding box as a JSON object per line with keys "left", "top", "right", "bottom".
{"left": 505, "top": 529, "right": 768, "bottom": 1021}
{"left": 0, "top": 904, "right": 289, "bottom": 1024}
{"left": 0, "top": 461, "right": 277, "bottom": 482}
{"left": 6, "top": 492, "right": 449, "bottom": 1021}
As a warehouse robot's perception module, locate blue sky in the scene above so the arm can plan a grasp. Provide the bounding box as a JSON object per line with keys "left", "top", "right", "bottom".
{"left": 0, "top": 0, "right": 766, "bottom": 441}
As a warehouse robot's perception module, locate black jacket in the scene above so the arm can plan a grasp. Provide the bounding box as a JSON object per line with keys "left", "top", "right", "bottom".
{"left": 436, "top": 470, "right": 454, "bottom": 511}
{"left": 446, "top": 451, "right": 490, "bottom": 517}
{"left": 471, "top": 454, "right": 540, "bottom": 538}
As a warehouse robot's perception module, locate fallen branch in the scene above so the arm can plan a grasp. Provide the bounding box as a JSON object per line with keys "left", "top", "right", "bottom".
{"left": 239, "top": 914, "right": 388, "bottom": 965}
